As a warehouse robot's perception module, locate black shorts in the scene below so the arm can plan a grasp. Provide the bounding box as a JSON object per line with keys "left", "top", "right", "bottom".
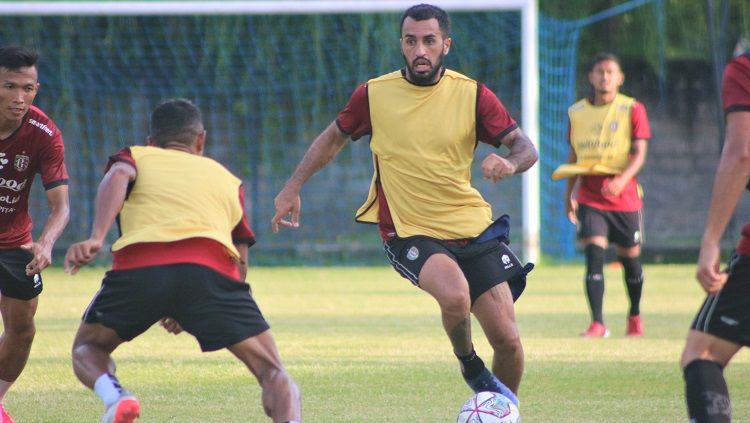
{"left": 577, "top": 203, "right": 644, "bottom": 247}
{"left": 383, "top": 236, "right": 533, "bottom": 304}
{"left": 0, "top": 248, "right": 43, "bottom": 300}
{"left": 82, "top": 263, "right": 270, "bottom": 352}
{"left": 690, "top": 252, "right": 750, "bottom": 347}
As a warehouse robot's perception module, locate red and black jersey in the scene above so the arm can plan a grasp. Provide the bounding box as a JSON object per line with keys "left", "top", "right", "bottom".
{"left": 724, "top": 54, "right": 750, "bottom": 256}
{"left": 337, "top": 79, "right": 517, "bottom": 145}
{"left": 0, "top": 106, "right": 68, "bottom": 248}
{"left": 106, "top": 148, "right": 255, "bottom": 279}
{"left": 723, "top": 53, "right": 750, "bottom": 114}
{"left": 567, "top": 100, "right": 651, "bottom": 212}
{"left": 336, "top": 74, "right": 518, "bottom": 240}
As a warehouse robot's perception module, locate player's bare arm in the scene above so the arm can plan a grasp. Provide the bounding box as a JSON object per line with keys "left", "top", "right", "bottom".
{"left": 696, "top": 110, "right": 750, "bottom": 294}
{"left": 603, "top": 138, "right": 647, "bottom": 197}
{"left": 21, "top": 184, "right": 69, "bottom": 275}
{"left": 481, "top": 128, "right": 537, "bottom": 183}
{"left": 64, "top": 162, "right": 136, "bottom": 274}
{"left": 563, "top": 148, "right": 579, "bottom": 224}
{"left": 235, "top": 242, "right": 249, "bottom": 282}
{"left": 272, "top": 120, "right": 348, "bottom": 232}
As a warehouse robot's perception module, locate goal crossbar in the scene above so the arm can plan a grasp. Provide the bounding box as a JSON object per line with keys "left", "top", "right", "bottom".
{"left": 0, "top": 1, "right": 530, "bottom": 15}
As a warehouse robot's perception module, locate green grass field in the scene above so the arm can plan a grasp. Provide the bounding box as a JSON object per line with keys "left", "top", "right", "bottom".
{"left": 6, "top": 264, "right": 749, "bottom": 422}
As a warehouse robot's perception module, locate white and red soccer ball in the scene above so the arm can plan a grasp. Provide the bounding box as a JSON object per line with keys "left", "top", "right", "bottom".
{"left": 456, "top": 391, "right": 520, "bottom": 423}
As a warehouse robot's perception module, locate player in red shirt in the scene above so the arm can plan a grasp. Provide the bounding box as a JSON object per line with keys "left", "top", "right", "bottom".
{"left": 0, "top": 46, "right": 69, "bottom": 423}
{"left": 273, "top": 4, "right": 536, "bottom": 406}
{"left": 680, "top": 44, "right": 750, "bottom": 423}
{"left": 65, "top": 99, "right": 300, "bottom": 423}
{"left": 561, "top": 53, "right": 651, "bottom": 338}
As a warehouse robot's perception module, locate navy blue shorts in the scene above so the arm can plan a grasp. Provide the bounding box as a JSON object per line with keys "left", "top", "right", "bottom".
{"left": 383, "top": 236, "right": 532, "bottom": 304}
{"left": 0, "top": 248, "right": 43, "bottom": 300}
{"left": 691, "top": 252, "right": 750, "bottom": 347}
{"left": 577, "top": 203, "right": 644, "bottom": 247}
{"left": 82, "top": 263, "right": 270, "bottom": 352}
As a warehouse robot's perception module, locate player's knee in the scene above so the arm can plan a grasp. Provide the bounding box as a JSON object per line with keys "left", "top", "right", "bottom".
{"left": 680, "top": 331, "right": 720, "bottom": 369}
{"left": 71, "top": 343, "right": 92, "bottom": 371}
{"left": 439, "top": 290, "right": 471, "bottom": 317}
{"left": 260, "top": 365, "right": 292, "bottom": 392}
{"left": 489, "top": 332, "right": 522, "bottom": 357}
{"left": 5, "top": 319, "right": 36, "bottom": 344}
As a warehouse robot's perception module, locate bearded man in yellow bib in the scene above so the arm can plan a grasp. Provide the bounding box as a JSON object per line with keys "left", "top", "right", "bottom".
{"left": 552, "top": 53, "right": 651, "bottom": 338}
{"left": 272, "top": 3, "right": 537, "bottom": 406}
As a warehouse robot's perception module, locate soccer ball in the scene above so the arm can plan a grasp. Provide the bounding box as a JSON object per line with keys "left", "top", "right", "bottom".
{"left": 456, "top": 391, "right": 520, "bottom": 423}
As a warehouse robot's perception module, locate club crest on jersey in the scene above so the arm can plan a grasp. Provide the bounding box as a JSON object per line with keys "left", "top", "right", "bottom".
{"left": 609, "top": 121, "right": 618, "bottom": 132}
{"left": 14, "top": 155, "right": 29, "bottom": 172}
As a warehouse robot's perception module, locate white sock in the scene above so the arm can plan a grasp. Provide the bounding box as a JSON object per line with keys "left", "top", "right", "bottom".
{"left": 0, "top": 379, "right": 12, "bottom": 403}
{"left": 94, "top": 374, "right": 123, "bottom": 407}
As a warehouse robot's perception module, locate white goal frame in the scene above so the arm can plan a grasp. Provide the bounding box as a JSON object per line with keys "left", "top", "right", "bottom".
{"left": 0, "top": 0, "right": 540, "bottom": 262}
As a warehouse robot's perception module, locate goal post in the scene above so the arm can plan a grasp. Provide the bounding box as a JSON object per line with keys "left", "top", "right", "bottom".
{"left": 520, "top": 0, "right": 540, "bottom": 264}
{"left": 0, "top": 0, "right": 540, "bottom": 263}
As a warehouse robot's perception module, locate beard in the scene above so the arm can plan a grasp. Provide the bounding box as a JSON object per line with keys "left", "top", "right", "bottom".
{"left": 404, "top": 52, "right": 445, "bottom": 85}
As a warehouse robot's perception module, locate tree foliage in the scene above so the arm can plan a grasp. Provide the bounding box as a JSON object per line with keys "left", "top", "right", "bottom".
{"left": 541, "top": 0, "right": 749, "bottom": 62}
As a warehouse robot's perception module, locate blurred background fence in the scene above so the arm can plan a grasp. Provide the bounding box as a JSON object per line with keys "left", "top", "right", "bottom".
{"left": 0, "top": 0, "right": 748, "bottom": 265}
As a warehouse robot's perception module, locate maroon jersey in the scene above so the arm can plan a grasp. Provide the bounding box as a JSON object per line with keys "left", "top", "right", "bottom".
{"left": 567, "top": 100, "right": 651, "bottom": 212}
{"left": 724, "top": 54, "right": 750, "bottom": 256}
{"left": 0, "top": 105, "right": 68, "bottom": 248}
{"left": 336, "top": 72, "right": 518, "bottom": 240}
{"left": 723, "top": 54, "right": 750, "bottom": 113}
{"left": 337, "top": 79, "right": 517, "bottom": 145}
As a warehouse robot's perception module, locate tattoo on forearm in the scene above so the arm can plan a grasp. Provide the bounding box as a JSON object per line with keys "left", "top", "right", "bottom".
{"left": 509, "top": 137, "right": 538, "bottom": 173}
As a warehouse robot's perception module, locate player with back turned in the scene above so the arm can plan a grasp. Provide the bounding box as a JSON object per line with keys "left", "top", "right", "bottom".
{"left": 64, "top": 98, "right": 301, "bottom": 423}
{"left": 272, "top": 3, "right": 537, "bottom": 406}
{"left": 679, "top": 42, "right": 750, "bottom": 423}
{"left": 0, "top": 46, "right": 70, "bottom": 423}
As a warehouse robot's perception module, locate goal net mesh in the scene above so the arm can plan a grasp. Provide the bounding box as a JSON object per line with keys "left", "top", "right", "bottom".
{"left": 2, "top": 11, "right": 525, "bottom": 264}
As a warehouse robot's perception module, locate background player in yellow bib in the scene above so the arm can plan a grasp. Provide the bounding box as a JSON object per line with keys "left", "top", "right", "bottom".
{"left": 552, "top": 52, "right": 651, "bottom": 338}
{"left": 272, "top": 3, "right": 537, "bottom": 405}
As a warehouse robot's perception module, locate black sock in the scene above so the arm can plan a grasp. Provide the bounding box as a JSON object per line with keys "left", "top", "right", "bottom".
{"left": 619, "top": 256, "right": 644, "bottom": 316}
{"left": 684, "top": 360, "right": 731, "bottom": 423}
{"left": 584, "top": 244, "right": 605, "bottom": 323}
{"left": 456, "top": 349, "right": 485, "bottom": 379}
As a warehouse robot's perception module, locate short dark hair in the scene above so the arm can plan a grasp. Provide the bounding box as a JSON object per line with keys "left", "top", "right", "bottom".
{"left": 400, "top": 4, "right": 451, "bottom": 38}
{"left": 0, "top": 46, "right": 39, "bottom": 71}
{"left": 150, "top": 98, "right": 204, "bottom": 147}
{"left": 590, "top": 52, "right": 622, "bottom": 72}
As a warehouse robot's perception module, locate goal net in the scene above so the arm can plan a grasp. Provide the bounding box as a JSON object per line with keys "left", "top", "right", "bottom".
{"left": 2, "top": 1, "right": 538, "bottom": 264}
